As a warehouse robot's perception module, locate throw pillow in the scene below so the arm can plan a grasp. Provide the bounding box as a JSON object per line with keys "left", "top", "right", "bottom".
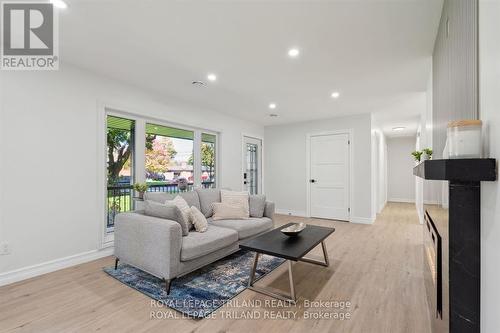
{"left": 220, "top": 190, "right": 250, "bottom": 217}
{"left": 212, "top": 202, "right": 249, "bottom": 220}
{"left": 249, "top": 194, "right": 266, "bottom": 218}
{"left": 190, "top": 206, "right": 208, "bottom": 232}
{"left": 166, "top": 195, "right": 193, "bottom": 230}
{"left": 143, "top": 200, "right": 188, "bottom": 236}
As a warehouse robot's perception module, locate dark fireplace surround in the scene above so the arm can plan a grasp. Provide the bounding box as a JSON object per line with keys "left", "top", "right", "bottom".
{"left": 414, "top": 158, "right": 496, "bottom": 332}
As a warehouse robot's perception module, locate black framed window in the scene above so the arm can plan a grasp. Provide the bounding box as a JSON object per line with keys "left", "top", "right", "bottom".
{"left": 106, "top": 115, "right": 135, "bottom": 229}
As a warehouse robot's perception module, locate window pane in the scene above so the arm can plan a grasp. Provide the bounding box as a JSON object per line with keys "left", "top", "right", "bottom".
{"left": 146, "top": 123, "right": 194, "bottom": 193}
{"left": 201, "top": 133, "right": 216, "bottom": 188}
{"left": 146, "top": 123, "right": 194, "bottom": 140}
{"left": 246, "top": 143, "right": 258, "bottom": 195}
{"left": 107, "top": 115, "right": 135, "bottom": 229}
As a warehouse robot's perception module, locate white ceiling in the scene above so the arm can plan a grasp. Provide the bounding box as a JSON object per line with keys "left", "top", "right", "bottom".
{"left": 58, "top": 0, "right": 443, "bottom": 126}
{"left": 372, "top": 92, "right": 426, "bottom": 138}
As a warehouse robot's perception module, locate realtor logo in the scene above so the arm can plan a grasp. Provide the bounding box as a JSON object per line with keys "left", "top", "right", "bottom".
{"left": 1, "top": 1, "right": 59, "bottom": 70}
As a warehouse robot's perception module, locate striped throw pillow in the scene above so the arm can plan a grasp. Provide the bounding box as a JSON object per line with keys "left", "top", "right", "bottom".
{"left": 220, "top": 190, "right": 249, "bottom": 218}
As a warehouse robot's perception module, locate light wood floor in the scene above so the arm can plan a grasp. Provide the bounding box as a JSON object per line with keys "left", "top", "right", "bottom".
{"left": 0, "top": 203, "right": 430, "bottom": 333}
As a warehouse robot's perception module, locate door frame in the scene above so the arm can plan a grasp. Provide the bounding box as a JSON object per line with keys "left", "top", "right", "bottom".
{"left": 241, "top": 133, "right": 264, "bottom": 194}
{"left": 306, "top": 129, "right": 353, "bottom": 220}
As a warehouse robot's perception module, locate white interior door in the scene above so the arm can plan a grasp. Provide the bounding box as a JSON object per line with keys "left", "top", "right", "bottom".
{"left": 243, "top": 136, "right": 262, "bottom": 194}
{"left": 309, "top": 133, "right": 350, "bottom": 220}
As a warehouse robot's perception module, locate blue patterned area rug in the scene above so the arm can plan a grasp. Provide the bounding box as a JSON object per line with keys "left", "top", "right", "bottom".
{"left": 103, "top": 250, "right": 285, "bottom": 318}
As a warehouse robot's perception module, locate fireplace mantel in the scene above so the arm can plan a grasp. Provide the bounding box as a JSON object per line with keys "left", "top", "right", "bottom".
{"left": 413, "top": 158, "right": 496, "bottom": 182}
{"left": 413, "top": 158, "right": 496, "bottom": 332}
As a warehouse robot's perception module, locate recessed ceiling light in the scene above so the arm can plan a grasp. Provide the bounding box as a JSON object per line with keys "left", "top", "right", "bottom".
{"left": 288, "top": 48, "right": 300, "bottom": 58}
{"left": 50, "top": 0, "right": 68, "bottom": 9}
{"left": 207, "top": 73, "right": 217, "bottom": 82}
{"left": 269, "top": 114, "right": 279, "bottom": 118}
{"left": 331, "top": 91, "right": 340, "bottom": 99}
{"left": 393, "top": 127, "right": 406, "bottom": 131}
{"left": 269, "top": 103, "right": 277, "bottom": 109}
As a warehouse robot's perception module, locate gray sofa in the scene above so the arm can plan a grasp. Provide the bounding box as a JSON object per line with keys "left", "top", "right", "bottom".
{"left": 114, "top": 188, "right": 275, "bottom": 293}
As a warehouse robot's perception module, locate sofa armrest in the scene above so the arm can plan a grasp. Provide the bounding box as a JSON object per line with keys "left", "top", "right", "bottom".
{"left": 264, "top": 201, "right": 275, "bottom": 221}
{"left": 114, "top": 212, "right": 182, "bottom": 280}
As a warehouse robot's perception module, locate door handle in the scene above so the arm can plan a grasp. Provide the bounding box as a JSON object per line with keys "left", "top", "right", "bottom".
{"left": 310, "top": 179, "right": 316, "bottom": 183}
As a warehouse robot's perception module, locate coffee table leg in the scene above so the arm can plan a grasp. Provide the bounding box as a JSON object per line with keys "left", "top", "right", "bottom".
{"left": 321, "top": 241, "right": 330, "bottom": 266}
{"left": 288, "top": 260, "right": 296, "bottom": 301}
{"left": 247, "top": 253, "right": 297, "bottom": 303}
{"left": 299, "top": 241, "right": 330, "bottom": 267}
{"left": 248, "top": 252, "right": 260, "bottom": 287}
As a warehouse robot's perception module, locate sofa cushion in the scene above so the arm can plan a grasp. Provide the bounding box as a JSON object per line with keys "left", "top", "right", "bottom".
{"left": 180, "top": 191, "right": 201, "bottom": 210}
{"left": 181, "top": 225, "right": 238, "bottom": 261}
{"left": 195, "top": 188, "right": 221, "bottom": 217}
{"left": 144, "top": 191, "right": 174, "bottom": 203}
{"left": 144, "top": 191, "right": 201, "bottom": 210}
{"left": 143, "top": 200, "right": 188, "bottom": 236}
{"left": 209, "top": 217, "right": 273, "bottom": 240}
{"left": 249, "top": 195, "right": 266, "bottom": 218}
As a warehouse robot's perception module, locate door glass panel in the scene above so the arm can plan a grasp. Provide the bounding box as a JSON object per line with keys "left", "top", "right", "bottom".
{"left": 145, "top": 123, "right": 194, "bottom": 193}
{"left": 246, "top": 143, "right": 258, "bottom": 195}
{"left": 201, "top": 133, "right": 216, "bottom": 188}
{"left": 106, "top": 115, "right": 135, "bottom": 229}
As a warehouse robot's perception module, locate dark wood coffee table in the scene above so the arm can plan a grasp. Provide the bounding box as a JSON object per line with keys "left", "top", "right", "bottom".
{"left": 239, "top": 223, "right": 335, "bottom": 303}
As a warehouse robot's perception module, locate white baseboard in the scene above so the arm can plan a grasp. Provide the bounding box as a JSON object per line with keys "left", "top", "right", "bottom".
{"left": 275, "top": 209, "right": 307, "bottom": 217}
{"left": 0, "top": 247, "right": 114, "bottom": 287}
{"left": 423, "top": 200, "right": 440, "bottom": 205}
{"left": 388, "top": 198, "right": 415, "bottom": 203}
{"left": 377, "top": 201, "right": 387, "bottom": 214}
{"left": 350, "top": 216, "right": 376, "bottom": 224}
{"left": 276, "top": 209, "right": 375, "bottom": 225}
{"left": 416, "top": 207, "right": 424, "bottom": 225}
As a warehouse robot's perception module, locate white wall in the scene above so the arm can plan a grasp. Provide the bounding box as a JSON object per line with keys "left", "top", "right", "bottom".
{"left": 371, "top": 129, "right": 379, "bottom": 217}
{"left": 415, "top": 71, "right": 433, "bottom": 223}
{"left": 387, "top": 136, "right": 416, "bottom": 203}
{"left": 264, "top": 114, "right": 373, "bottom": 223}
{"left": 0, "top": 73, "right": 4, "bottom": 256}
{"left": 479, "top": 1, "right": 500, "bottom": 331}
{"left": 0, "top": 64, "right": 263, "bottom": 281}
{"left": 377, "top": 132, "right": 388, "bottom": 212}
{"left": 371, "top": 117, "right": 388, "bottom": 215}
{"left": 415, "top": 123, "right": 424, "bottom": 221}
{"left": 415, "top": 71, "right": 440, "bottom": 225}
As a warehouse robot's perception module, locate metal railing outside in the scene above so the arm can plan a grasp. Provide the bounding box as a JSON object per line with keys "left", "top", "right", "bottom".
{"left": 107, "top": 181, "right": 215, "bottom": 227}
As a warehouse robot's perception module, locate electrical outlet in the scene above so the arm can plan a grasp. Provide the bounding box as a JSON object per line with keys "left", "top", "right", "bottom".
{"left": 0, "top": 242, "right": 10, "bottom": 255}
